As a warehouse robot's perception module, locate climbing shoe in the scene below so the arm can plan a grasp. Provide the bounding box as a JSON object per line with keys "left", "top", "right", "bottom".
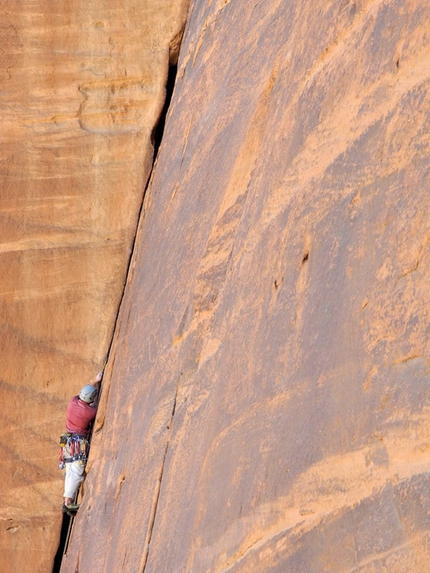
{"left": 62, "top": 502, "right": 79, "bottom": 514}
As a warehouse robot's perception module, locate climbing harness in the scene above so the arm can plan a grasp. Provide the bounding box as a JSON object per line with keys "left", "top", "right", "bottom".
{"left": 58, "top": 433, "right": 90, "bottom": 470}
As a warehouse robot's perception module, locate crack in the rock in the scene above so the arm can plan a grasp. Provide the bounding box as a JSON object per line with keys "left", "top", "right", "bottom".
{"left": 52, "top": 60, "right": 180, "bottom": 573}
{"left": 152, "top": 63, "right": 178, "bottom": 158}
{"left": 52, "top": 514, "right": 73, "bottom": 572}
{"left": 141, "top": 385, "right": 179, "bottom": 573}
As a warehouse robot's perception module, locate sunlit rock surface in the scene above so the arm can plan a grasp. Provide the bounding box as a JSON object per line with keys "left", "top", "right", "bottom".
{"left": 61, "top": 1, "right": 430, "bottom": 572}
{"left": 0, "top": 1, "right": 188, "bottom": 571}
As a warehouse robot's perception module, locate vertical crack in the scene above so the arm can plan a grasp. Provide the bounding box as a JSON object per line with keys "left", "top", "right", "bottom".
{"left": 99, "top": 61, "right": 180, "bottom": 383}
{"left": 153, "top": 64, "right": 178, "bottom": 158}
{"left": 52, "top": 514, "right": 72, "bottom": 573}
{"left": 140, "top": 386, "right": 179, "bottom": 573}
{"left": 52, "top": 59, "right": 180, "bottom": 573}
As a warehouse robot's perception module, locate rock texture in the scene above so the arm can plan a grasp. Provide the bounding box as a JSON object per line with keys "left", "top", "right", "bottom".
{"left": 61, "top": 1, "right": 430, "bottom": 572}
{"left": 0, "top": 2, "right": 189, "bottom": 572}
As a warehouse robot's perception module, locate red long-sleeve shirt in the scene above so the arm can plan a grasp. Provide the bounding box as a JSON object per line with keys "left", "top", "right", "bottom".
{"left": 66, "top": 395, "right": 97, "bottom": 436}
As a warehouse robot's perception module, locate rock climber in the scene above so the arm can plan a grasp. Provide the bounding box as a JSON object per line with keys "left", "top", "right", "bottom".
{"left": 59, "top": 372, "right": 102, "bottom": 513}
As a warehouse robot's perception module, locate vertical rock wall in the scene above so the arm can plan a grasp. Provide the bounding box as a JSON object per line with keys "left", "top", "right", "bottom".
{"left": 0, "top": 2, "right": 189, "bottom": 572}
{"left": 63, "top": 1, "right": 430, "bottom": 572}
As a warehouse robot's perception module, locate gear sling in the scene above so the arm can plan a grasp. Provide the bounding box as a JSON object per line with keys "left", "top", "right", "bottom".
{"left": 58, "top": 433, "right": 89, "bottom": 470}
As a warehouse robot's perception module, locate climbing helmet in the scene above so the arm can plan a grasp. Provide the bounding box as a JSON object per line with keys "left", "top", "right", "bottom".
{"left": 79, "top": 385, "right": 98, "bottom": 404}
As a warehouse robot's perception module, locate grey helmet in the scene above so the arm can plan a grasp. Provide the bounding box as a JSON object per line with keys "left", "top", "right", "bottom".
{"left": 79, "top": 385, "right": 98, "bottom": 404}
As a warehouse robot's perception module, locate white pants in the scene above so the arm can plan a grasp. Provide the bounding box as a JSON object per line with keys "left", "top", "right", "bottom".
{"left": 63, "top": 460, "right": 85, "bottom": 499}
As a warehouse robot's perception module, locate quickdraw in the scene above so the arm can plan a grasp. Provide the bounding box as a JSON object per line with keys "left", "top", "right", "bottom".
{"left": 58, "top": 434, "right": 89, "bottom": 470}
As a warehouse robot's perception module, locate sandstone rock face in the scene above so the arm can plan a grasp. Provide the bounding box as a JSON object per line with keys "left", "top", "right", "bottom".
{"left": 5, "top": 0, "right": 426, "bottom": 570}
{"left": 62, "top": 1, "right": 430, "bottom": 571}
{"left": 0, "top": 2, "right": 188, "bottom": 572}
